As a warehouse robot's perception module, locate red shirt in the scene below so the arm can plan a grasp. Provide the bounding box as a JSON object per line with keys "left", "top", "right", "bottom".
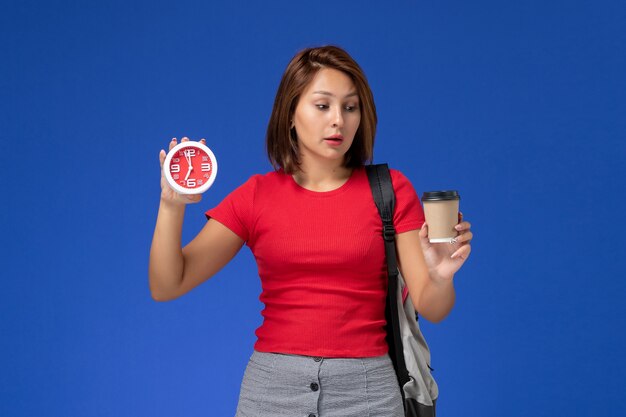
{"left": 205, "top": 167, "right": 425, "bottom": 357}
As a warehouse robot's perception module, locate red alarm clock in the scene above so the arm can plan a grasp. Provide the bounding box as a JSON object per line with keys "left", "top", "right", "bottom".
{"left": 163, "top": 141, "right": 218, "bottom": 194}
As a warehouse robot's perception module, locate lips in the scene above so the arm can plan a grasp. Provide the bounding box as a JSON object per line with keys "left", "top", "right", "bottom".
{"left": 324, "top": 134, "right": 344, "bottom": 146}
{"left": 325, "top": 134, "right": 344, "bottom": 141}
{"left": 324, "top": 138, "right": 343, "bottom": 147}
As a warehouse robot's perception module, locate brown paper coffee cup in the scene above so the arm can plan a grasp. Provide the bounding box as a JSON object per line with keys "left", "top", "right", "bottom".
{"left": 421, "top": 191, "right": 460, "bottom": 243}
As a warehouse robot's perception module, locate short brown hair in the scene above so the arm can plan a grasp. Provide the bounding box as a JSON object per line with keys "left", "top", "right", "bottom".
{"left": 266, "top": 45, "right": 377, "bottom": 173}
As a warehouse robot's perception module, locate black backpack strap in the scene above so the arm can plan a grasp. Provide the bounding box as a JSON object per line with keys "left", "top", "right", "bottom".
{"left": 365, "top": 164, "right": 411, "bottom": 395}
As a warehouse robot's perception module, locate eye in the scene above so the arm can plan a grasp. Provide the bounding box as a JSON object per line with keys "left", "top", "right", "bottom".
{"left": 345, "top": 105, "right": 359, "bottom": 112}
{"left": 316, "top": 104, "right": 329, "bottom": 110}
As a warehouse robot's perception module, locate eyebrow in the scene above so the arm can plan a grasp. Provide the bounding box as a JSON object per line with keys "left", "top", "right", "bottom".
{"left": 312, "top": 90, "right": 359, "bottom": 98}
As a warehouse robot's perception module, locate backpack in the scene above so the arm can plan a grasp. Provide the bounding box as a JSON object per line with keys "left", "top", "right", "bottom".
{"left": 365, "top": 163, "right": 438, "bottom": 417}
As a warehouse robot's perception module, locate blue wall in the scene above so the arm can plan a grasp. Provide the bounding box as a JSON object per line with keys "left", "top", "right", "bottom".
{"left": 1, "top": 1, "right": 625, "bottom": 416}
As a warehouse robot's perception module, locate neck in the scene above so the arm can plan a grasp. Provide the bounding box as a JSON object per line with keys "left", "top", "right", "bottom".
{"left": 292, "top": 158, "right": 353, "bottom": 192}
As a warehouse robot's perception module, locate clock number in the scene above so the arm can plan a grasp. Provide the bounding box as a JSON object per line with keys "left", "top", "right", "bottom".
{"left": 181, "top": 149, "right": 196, "bottom": 157}
{"left": 201, "top": 163, "right": 211, "bottom": 171}
{"left": 187, "top": 179, "right": 196, "bottom": 187}
{"left": 170, "top": 164, "right": 181, "bottom": 173}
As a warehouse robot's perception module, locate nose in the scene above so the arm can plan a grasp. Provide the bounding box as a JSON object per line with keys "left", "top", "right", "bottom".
{"left": 331, "top": 107, "right": 344, "bottom": 128}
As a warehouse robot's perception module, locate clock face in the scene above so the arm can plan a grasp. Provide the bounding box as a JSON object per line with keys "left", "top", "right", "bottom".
{"left": 163, "top": 141, "right": 218, "bottom": 194}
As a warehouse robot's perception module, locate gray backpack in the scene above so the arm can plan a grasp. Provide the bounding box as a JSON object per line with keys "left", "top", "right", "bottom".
{"left": 366, "top": 164, "right": 439, "bottom": 417}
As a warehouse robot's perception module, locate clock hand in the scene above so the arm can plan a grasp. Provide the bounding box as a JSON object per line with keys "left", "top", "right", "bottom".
{"left": 184, "top": 165, "right": 192, "bottom": 181}
{"left": 186, "top": 150, "right": 194, "bottom": 172}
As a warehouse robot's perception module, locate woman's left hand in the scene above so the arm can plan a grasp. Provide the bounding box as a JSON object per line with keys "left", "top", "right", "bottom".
{"left": 419, "top": 212, "right": 473, "bottom": 283}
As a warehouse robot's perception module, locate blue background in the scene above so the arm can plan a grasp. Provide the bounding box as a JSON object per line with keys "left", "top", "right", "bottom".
{"left": 2, "top": 1, "right": 625, "bottom": 416}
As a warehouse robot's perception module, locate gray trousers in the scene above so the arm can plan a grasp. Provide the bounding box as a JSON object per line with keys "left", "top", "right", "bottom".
{"left": 235, "top": 350, "right": 404, "bottom": 417}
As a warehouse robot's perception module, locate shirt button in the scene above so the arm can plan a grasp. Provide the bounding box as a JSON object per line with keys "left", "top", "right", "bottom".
{"left": 310, "top": 382, "right": 319, "bottom": 391}
{"left": 308, "top": 414, "right": 316, "bottom": 417}
{"left": 314, "top": 357, "right": 322, "bottom": 362}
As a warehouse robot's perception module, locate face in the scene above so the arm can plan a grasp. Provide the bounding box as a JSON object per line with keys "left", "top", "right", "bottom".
{"left": 292, "top": 68, "right": 361, "bottom": 168}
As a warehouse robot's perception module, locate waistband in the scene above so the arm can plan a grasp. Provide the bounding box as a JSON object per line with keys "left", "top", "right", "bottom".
{"left": 249, "top": 349, "right": 393, "bottom": 372}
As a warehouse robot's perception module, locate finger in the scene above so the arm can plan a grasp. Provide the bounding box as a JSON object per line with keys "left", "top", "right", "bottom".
{"left": 200, "top": 138, "right": 206, "bottom": 144}
{"left": 159, "top": 149, "right": 166, "bottom": 166}
{"left": 169, "top": 138, "right": 177, "bottom": 150}
{"left": 181, "top": 136, "right": 189, "bottom": 142}
{"left": 458, "top": 211, "right": 463, "bottom": 223}
{"left": 419, "top": 223, "right": 428, "bottom": 239}
{"left": 186, "top": 193, "right": 203, "bottom": 203}
{"left": 454, "top": 221, "right": 471, "bottom": 232}
{"left": 454, "top": 230, "right": 473, "bottom": 244}
{"left": 451, "top": 244, "right": 471, "bottom": 260}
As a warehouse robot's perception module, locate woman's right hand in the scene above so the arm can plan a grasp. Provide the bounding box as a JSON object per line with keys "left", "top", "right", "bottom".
{"left": 159, "top": 137, "right": 205, "bottom": 206}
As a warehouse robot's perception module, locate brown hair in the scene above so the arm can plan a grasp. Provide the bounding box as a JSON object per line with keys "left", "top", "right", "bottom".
{"left": 266, "top": 45, "right": 377, "bottom": 173}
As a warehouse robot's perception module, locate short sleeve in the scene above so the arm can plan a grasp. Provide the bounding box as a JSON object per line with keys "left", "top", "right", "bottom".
{"left": 390, "top": 169, "right": 425, "bottom": 234}
{"left": 205, "top": 175, "right": 259, "bottom": 242}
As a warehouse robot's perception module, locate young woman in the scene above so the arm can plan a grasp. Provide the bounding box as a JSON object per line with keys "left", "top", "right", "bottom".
{"left": 149, "top": 45, "right": 473, "bottom": 417}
